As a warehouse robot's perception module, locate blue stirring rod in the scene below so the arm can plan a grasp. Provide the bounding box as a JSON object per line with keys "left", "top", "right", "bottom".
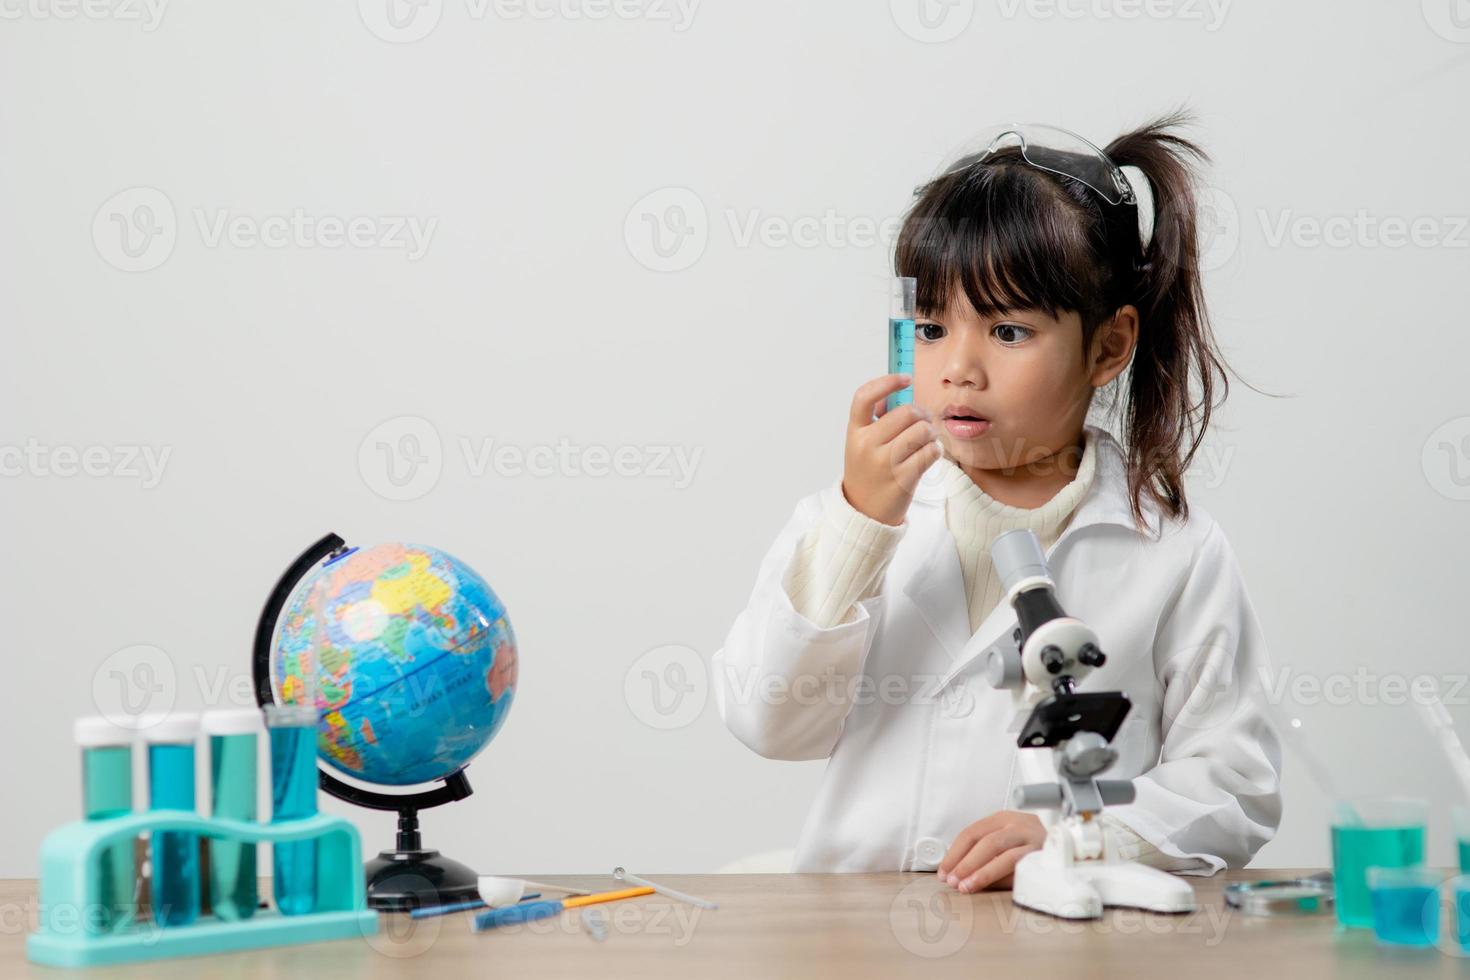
{"left": 411, "top": 893, "right": 541, "bottom": 920}
{"left": 473, "top": 900, "right": 567, "bottom": 932}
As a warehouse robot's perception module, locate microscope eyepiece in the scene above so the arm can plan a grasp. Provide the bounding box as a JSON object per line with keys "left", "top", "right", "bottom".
{"left": 1040, "top": 646, "right": 1066, "bottom": 674}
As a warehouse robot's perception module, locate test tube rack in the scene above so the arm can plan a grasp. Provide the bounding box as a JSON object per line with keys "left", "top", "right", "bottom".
{"left": 27, "top": 810, "right": 378, "bottom": 967}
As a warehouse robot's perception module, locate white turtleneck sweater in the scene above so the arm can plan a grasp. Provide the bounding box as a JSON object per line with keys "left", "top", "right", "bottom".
{"left": 779, "top": 429, "right": 1205, "bottom": 872}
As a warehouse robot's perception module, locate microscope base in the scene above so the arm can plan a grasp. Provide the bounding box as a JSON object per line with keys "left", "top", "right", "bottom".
{"left": 1011, "top": 849, "right": 1197, "bottom": 920}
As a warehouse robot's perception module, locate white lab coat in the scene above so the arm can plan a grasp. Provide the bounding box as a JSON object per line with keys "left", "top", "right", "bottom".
{"left": 713, "top": 424, "right": 1282, "bottom": 874}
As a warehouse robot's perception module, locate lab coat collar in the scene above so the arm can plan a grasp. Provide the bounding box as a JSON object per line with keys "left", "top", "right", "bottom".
{"left": 903, "top": 424, "right": 1166, "bottom": 687}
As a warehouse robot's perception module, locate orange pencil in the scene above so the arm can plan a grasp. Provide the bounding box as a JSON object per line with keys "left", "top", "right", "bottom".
{"left": 563, "top": 886, "right": 655, "bottom": 909}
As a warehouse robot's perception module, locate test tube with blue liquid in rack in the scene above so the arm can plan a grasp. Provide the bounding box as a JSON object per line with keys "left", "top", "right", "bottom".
{"left": 266, "top": 702, "right": 319, "bottom": 915}
{"left": 75, "top": 717, "right": 136, "bottom": 933}
{"left": 202, "top": 709, "right": 260, "bottom": 920}
{"left": 141, "top": 713, "right": 201, "bottom": 926}
{"left": 886, "top": 276, "right": 917, "bottom": 411}
{"left": 30, "top": 709, "right": 379, "bottom": 967}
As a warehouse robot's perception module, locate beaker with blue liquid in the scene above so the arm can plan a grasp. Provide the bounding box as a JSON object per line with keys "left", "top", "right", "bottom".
{"left": 1330, "top": 797, "right": 1426, "bottom": 928}
{"left": 1367, "top": 865, "right": 1441, "bottom": 947}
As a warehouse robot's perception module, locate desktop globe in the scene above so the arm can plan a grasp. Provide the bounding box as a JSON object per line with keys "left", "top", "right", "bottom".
{"left": 256, "top": 536, "right": 517, "bottom": 910}
{"left": 270, "top": 542, "right": 518, "bottom": 787}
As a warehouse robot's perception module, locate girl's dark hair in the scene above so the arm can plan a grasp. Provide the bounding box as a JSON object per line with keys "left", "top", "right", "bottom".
{"left": 895, "top": 108, "right": 1230, "bottom": 530}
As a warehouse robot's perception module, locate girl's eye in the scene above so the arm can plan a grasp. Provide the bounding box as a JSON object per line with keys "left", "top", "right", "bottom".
{"left": 992, "top": 323, "right": 1034, "bottom": 345}
{"left": 916, "top": 322, "right": 946, "bottom": 343}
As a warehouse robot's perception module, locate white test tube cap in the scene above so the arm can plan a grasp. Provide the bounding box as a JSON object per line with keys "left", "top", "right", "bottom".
{"left": 135, "top": 711, "right": 201, "bottom": 744}
{"left": 200, "top": 708, "right": 264, "bottom": 736}
{"left": 73, "top": 715, "right": 137, "bottom": 747}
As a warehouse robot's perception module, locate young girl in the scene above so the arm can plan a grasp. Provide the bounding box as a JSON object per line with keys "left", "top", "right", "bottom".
{"left": 713, "top": 111, "right": 1282, "bottom": 892}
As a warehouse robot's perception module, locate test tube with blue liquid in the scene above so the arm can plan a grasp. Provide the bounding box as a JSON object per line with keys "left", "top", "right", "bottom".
{"left": 266, "top": 702, "right": 319, "bottom": 915}
{"left": 886, "top": 276, "right": 917, "bottom": 412}
{"left": 202, "top": 710, "right": 260, "bottom": 920}
{"left": 142, "top": 713, "right": 201, "bottom": 927}
{"left": 75, "top": 717, "right": 136, "bottom": 933}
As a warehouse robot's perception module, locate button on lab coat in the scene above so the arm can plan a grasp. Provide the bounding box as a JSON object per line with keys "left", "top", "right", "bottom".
{"left": 713, "top": 425, "right": 1283, "bottom": 874}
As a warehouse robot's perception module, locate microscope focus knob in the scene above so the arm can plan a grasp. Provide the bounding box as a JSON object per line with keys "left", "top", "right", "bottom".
{"left": 1040, "top": 645, "right": 1065, "bottom": 674}
{"left": 1078, "top": 643, "right": 1106, "bottom": 668}
{"left": 986, "top": 645, "right": 1024, "bottom": 689}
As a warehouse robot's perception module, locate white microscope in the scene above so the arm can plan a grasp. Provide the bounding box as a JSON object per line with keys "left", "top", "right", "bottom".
{"left": 983, "top": 529, "right": 1196, "bottom": 919}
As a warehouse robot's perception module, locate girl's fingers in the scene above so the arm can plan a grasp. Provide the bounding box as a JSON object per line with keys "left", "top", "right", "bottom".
{"left": 891, "top": 440, "right": 941, "bottom": 492}
{"left": 889, "top": 417, "right": 939, "bottom": 468}
{"left": 938, "top": 814, "right": 1009, "bottom": 875}
{"left": 948, "top": 829, "right": 1030, "bottom": 885}
{"left": 870, "top": 403, "right": 932, "bottom": 444}
{"left": 849, "top": 374, "right": 912, "bottom": 427}
{"left": 958, "top": 845, "right": 1034, "bottom": 894}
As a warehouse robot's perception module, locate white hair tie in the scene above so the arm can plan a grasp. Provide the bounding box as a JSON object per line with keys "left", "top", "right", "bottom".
{"left": 1118, "top": 164, "right": 1155, "bottom": 252}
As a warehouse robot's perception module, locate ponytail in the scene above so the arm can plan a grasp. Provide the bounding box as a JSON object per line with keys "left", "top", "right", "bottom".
{"left": 1104, "top": 108, "right": 1231, "bottom": 528}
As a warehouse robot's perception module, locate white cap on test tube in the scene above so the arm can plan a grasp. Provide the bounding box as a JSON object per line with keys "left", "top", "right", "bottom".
{"left": 73, "top": 715, "right": 137, "bottom": 747}
{"left": 135, "top": 712, "right": 201, "bottom": 744}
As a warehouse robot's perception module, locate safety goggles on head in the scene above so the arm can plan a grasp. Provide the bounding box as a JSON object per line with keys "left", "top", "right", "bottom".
{"left": 917, "top": 122, "right": 1138, "bottom": 209}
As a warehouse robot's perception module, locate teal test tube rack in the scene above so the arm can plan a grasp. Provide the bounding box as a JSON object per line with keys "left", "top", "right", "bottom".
{"left": 28, "top": 721, "right": 377, "bottom": 967}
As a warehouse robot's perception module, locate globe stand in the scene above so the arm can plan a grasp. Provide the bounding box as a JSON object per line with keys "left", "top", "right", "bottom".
{"left": 252, "top": 532, "right": 489, "bottom": 913}
{"left": 363, "top": 805, "right": 481, "bottom": 911}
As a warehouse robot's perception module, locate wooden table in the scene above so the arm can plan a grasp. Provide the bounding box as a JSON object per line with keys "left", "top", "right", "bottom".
{"left": 4, "top": 870, "right": 1467, "bottom": 978}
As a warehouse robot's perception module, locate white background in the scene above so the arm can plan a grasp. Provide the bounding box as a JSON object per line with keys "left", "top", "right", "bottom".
{"left": 3, "top": 0, "right": 1470, "bottom": 877}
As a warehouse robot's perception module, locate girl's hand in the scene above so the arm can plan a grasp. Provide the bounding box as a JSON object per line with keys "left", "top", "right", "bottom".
{"left": 938, "top": 811, "right": 1047, "bottom": 893}
{"left": 842, "top": 374, "right": 941, "bottom": 526}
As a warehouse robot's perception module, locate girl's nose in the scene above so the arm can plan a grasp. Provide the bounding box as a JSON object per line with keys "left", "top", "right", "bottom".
{"left": 941, "top": 331, "right": 988, "bottom": 389}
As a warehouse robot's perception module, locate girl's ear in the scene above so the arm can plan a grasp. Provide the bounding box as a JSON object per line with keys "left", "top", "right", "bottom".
{"left": 1088, "top": 306, "right": 1139, "bottom": 388}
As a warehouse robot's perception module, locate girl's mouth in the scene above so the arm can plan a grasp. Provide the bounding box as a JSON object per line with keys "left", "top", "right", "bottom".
{"left": 943, "top": 418, "right": 991, "bottom": 439}
{"left": 942, "top": 405, "right": 991, "bottom": 439}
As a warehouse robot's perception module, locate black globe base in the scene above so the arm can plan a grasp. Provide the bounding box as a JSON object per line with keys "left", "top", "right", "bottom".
{"left": 364, "top": 848, "right": 480, "bottom": 911}
{"left": 362, "top": 804, "right": 480, "bottom": 912}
